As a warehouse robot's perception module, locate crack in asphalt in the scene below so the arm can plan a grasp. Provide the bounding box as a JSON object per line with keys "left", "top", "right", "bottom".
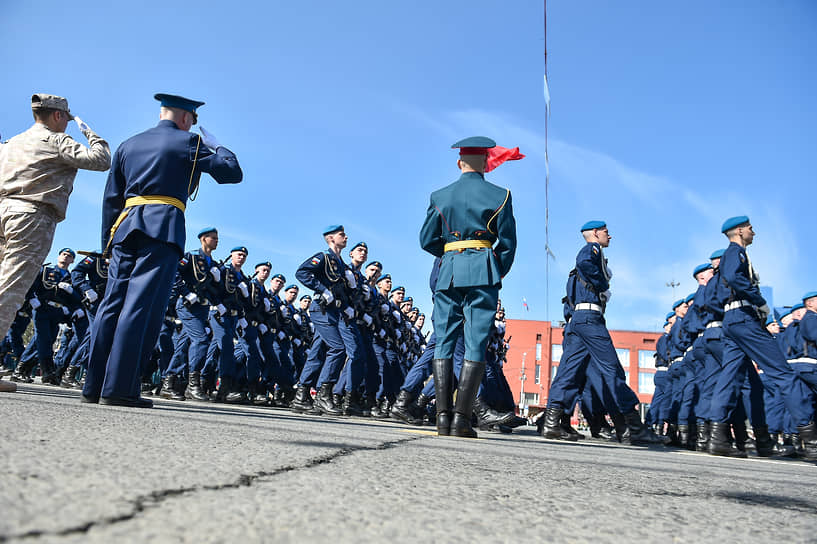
{"left": 1, "top": 436, "right": 422, "bottom": 542}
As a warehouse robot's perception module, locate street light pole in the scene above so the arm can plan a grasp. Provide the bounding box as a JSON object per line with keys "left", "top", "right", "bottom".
{"left": 666, "top": 279, "right": 680, "bottom": 299}
{"left": 519, "top": 352, "right": 527, "bottom": 410}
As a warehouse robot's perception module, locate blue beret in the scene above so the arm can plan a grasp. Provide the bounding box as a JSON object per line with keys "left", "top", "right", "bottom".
{"left": 580, "top": 220, "right": 606, "bottom": 232}
{"left": 155, "top": 93, "right": 204, "bottom": 115}
{"left": 197, "top": 227, "right": 217, "bottom": 239}
{"left": 411, "top": 307, "right": 419, "bottom": 312}
{"left": 776, "top": 307, "right": 792, "bottom": 321}
{"left": 684, "top": 293, "right": 696, "bottom": 303}
{"left": 58, "top": 247, "right": 75, "bottom": 257}
{"left": 350, "top": 241, "right": 367, "bottom": 252}
{"left": 663, "top": 321, "right": 670, "bottom": 328}
{"left": 323, "top": 224, "right": 344, "bottom": 236}
{"left": 693, "top": 263, "right": 713, "bottom": 277}
{"left": 300, "top": 294, "right": 312, "bottom": 301}
{"left": 709, "top": 248, "right": 725, "bottom": 260}
{"left": 451, "top": 136, "right": 496, "bottom": 150}
{"left": 271, "top": 273, "right": 286, "bottom": 282}
{"left": 802, "top": 291, "right": 817, "bottom": 301}
{"left": 765, "top": 315, "right": 776, "bottom": 326}
{"left": 376, "top": 273, "right": 391, "bottom": 284}
{"left": 365, "top": 260, "right": 382, "bottom": 269}
{"left": 230, "top": 246, "right": 248, "bottom": 255}
{"left": 255, "top": 261, "right": 271, "bottom": 269}
{"left": 792, "top": 302, "right": 805, "bottom": 312}
{"left": 672, "top": 299, "right": 685, "bottom": 310}
{"left": 391, "top": 285, "right": 405, "bottom": 293}
{"left": 666, "top": 311, "right": 676, "bottom": 320}
{"left": 284, "top": 284, "right": 298, "bottom": 292}
{"left": 721, "top": 215, "right": 750, "bottom": 233}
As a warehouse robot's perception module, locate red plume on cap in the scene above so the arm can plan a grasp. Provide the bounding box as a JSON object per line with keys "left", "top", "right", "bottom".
{"left": 485, "top": 146, "right": 525, "bottom": 172}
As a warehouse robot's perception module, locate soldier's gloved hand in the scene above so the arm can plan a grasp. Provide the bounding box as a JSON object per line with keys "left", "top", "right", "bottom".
{"left": 209, "top": 266, "right": 221, "bottom": 282}
{"left": 238, "top": 317, "right": 249, "bottom": 330}
{"left": 293, "top": 313, "right": 302, "bottom": 324}
{"left": 395, "top": 329, "right": 402, "bottom": 339}
{"left": 58, "top": 281, "right": 74, "bottom": 294}
{"left": 185, "top": 292, "right": 199, "bottom": 305}
{"left": 216, "top": 303, "right": 227, "bottom": 316}
{"left": 238, "top": 282, "right": 249, "bottom": 298}
{"left": 62, "top": 306, "right": 70, "bottom": 316}
{"left": 381, "top": 303, "right": 389, "bottom": 314}
{"left": 30, "top": 297, "right": 41, "bottom": 310}
{"left": 72, "top": 308, "right": 85, "bottom": 321}
{"left": 362, "top": 284, "right": 371, "bottom": 300}
{"left": 277, "top": 331, "right": 286, "bottom": 340}
{"left": 258, "top": 323, "right": 268, "bottom": 335}
{"left": 322, "top": 290, "right": 334, "bottom": 305}
{"left": 392, "top": 310, "right": 401, "bottom": 320}
{"left": 263, "top": 298, "right": 271, "bottom": 312}
{"left": 378, "top": 328, "right": 387, "bottom": 338}
{"left": 205, "top": 327, "right": 211, "bottom": 335}
{"left": 84, "top": 289, "right": 99, "bottom": 303}
{"left": 343, "top": 306, "right": 355, "bottom": 320}
{"left": 280, "top": 305, "right": 289, "bottom": 317}
{"left": 758, "top": 304, "right": 771, "bottom": 321}
{"left": 199, "top": 126, "right": 221, "bottom": 151}
{"left": 362, "top": 314, "right": 373, "bottom": 326}
{"left": 73, "top": 116, "right": 90, "bottom": 133}
{"left": 293, "top": 338, "right": 302, "bottom": 347}
{"left": 344, "top": 269, "right": 357, "bottom": 288}
{"left": 600, "top": 290, "right": 612, "bottom": 303}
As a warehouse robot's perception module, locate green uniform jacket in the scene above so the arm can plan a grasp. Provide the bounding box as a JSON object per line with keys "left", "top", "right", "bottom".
{"left": 419, "top": 171, "right": 516, "bottom": 290}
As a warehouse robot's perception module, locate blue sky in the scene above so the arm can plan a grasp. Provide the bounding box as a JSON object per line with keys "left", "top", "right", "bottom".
{"left": 2, "top": 1, "right": 815, "bottom": 332}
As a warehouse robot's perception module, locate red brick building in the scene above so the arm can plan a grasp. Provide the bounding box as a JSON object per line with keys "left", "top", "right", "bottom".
{"left": 503, "top": 319, "right": 661, "bottom": 415}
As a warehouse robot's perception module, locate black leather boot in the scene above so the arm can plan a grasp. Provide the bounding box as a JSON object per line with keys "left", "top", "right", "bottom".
{"left": 314, "top": 383, "right": 343, "bottom": 415}
{"left": 451, "top": 360, "right": 485, "bottom": 438}
{"left": 186, "top": 371, "right": 209, "bottom": 401}
{"left": 332, "top": 392, "right": 344, "bottom": 412}
{"left": 390, "top": 389, "right": 420, "bottom": 424}
{"left": 678, "top": 424, "right": 692, "bottom": 449}
{"left": 10, "top": 357, "right": 35, "bottom": 383}
{"left": 474, "top": 396, "right": 516, "bottom": 427}
{"left": 708, "top": 421, "right": 747, "bottom": 457}
{"left": 795, "top": 421, "right": 817, "bottom": 460}
{"left": 290, "top": 384, "right": 314, "bottom": 413}
{"left": 221, "top": 376, "right": 247, "bottom": 404}
{"left": 343, "top": 390, "right": 366, "bottom": 417}
{"left": 695, "top": 421, "right": 710, "bottom": 452}
{"left": 732, "top": 420, "right": 750, "bottom": 452}
{"left": 60, "top": 365, "right": 82, "bottom": 389}
{"left": 414, "top": 393, "right": 431, "bottom": 424}
{"left": 541, "top": 405, "right": 577, "bottom": 440}
{"left": 433, "top": 358, "right": 453, "bottom": 436}
{"left": 622, "top": 411, "right": 668, "bottom": 445}
{"left": 561, "top": 412, "right": 585, "bottom": 440}
{"left": 665, "top": 423, "right": 681, "bottom": 446}
{"left": 160, "top": 375, "right": 185, "bottom": 400}
{"left": 753, "top": 425, "right": 775, "bottom": 457}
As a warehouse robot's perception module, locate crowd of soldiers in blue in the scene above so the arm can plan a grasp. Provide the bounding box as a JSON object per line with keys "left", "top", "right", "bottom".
{"left": 644, "top": 217, "right": 817, "bottom": 460}
{"left": 0, "top": 229, "right": 525, "bottom": 432}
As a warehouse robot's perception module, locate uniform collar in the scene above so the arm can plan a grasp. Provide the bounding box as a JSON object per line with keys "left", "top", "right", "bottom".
{"left": 157, "top": 119, "right": 182, "bottom": 129}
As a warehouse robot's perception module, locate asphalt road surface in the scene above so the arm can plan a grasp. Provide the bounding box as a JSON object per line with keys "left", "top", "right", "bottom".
{"left": 2, "top": 382, "right": 816, "bottom": 543}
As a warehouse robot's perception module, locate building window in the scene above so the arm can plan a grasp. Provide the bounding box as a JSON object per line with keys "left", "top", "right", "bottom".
{"left": 535, "top": 343, "right": 542, "bottom": 361}
{"left": 535, "top": 364, "right": 541, "bottom": 384}
{"left": 638, "top": 350, "right": 656, "bottom": 369}
{"left": 552, "top": 344, "right": 562, "bottom": 363}
{"left": 616, "top": 348, "right": 630, "bottom": 368}
{"left": 523, "top": 392, "right": 540, "bottom": 406}
{"left": 638, "top": 372, "right": 655, "bottom": 394}
{"left": 624, "top": 371, "right": 630, "bottom": 385}
{"left": 551, "top": 366, "right": 558, "bottom": 381}
{"left": 536, "top": 333, "right": 542, "bottom": 341}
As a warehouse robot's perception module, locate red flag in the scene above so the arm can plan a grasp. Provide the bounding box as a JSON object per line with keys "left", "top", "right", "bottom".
{"left": 485, "top": 146, "right": 525, "bottom": 173}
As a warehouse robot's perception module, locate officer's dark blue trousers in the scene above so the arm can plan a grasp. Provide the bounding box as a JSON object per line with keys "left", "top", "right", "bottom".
{"left": 710, "top": 309, "right": 815, "bottom": 427}
{"left": 257, "top": 330, "right": 291, "bottom": 389}
{"left": 208, "top": 312, "right": 238, "bottom": 380}
{"left": 647, "top": 369, "right": 670, "bottom": 424}
{"left": 757, "top": 370, "right": 785, "bottom": 432}
{"left": 677, "top": 352, "right": 701, "bottom": 426}
{"left": 84, "top": 234, "right": 178, "bottom": 400}
{"left": 166, "top": 329, "right": 190, "bottom": 376}
{"left": 25, "top": 306, "right": 66, "bottom": 374}
{"left": 175, "top": 299, "right": 210, "bottom": 374}
{"left": 239, "top": 326, "right": 263, "bottom": 384}
{"left": 299, "top": 305, "right": 362, "bottom": 388}
{"left": 434, "top": 285, "right": 498, "bottom": 361}
{"left": 333, "top": 322, "right": 369, "bottom": 395}
{"left": 68, "top": 308, "right": 96, "bottom": 369}
{"left": 274, "top": 336, "right": 295, "bottom": 385}
{"left": 156, "top": 318, "right": 175, "bottom": 375}
{"left": 401, "top": 333, "right": 436, "bottom": 396}
{"left": 738, "top": 365, "right": 767, "bottom": 427}
{"left": 4, "top": 312, "right": 31, "bottom": 367}
{"left": 696, "top": 329, "right": 724, "bottom": 422}
{"left": 360, "top": 328, "right": 379, "bottom": 396}
{"left": 421, "top": 335, "right": 466, "bottom": 400}
{"left": 547, "top": 311, "right": 640, "bottom": 414}
{"left": 54, "top": 323, "right": 81, "bottom": 371}
{"left": 372, "top": 341, "right": 400, "bottom": 398}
